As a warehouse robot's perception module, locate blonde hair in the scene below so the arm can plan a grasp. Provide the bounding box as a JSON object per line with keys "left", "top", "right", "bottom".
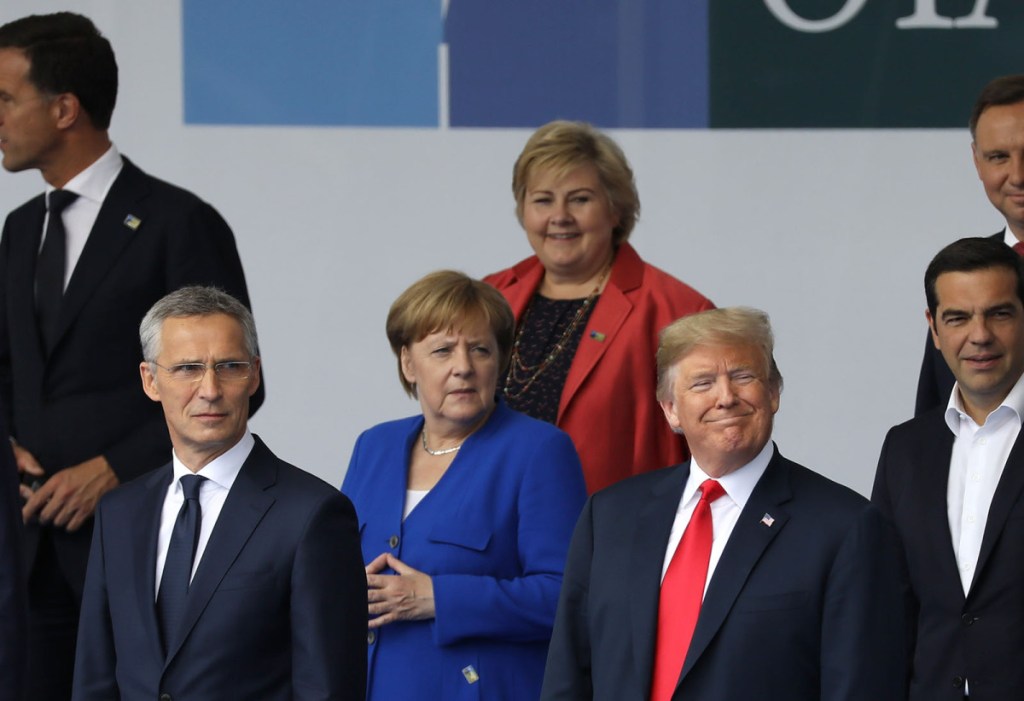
{"left": 512, "top": 120, "right": 639, "bottom": 244}
{"left": 656, "top": 307, "right": 783, "bottom": 401}
{"left": 386, "top": 271, "right": 515, "bottom": 398}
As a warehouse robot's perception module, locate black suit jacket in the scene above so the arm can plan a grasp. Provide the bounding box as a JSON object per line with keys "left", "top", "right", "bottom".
{"left": 541, "top": 446, "right": 906, "bottom": 701}
{"left": 914, "top": 231, "right": 1004, "bottom": 416}
{"left": 72, "top": 436, "right": 367, "bottom": 701}
{"left": 873, "top": 409, "right": 1024, "bottom": 700}
{"left": 0, "top": 157, "right": 263, "bottom": 591}
{"left": 0, "top": 399, "right": 25, "bottom": 700}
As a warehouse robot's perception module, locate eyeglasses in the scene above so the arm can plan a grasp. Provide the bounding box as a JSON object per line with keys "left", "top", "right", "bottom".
{"left": 151, "top": 361, "right": 253, "bottom": 383}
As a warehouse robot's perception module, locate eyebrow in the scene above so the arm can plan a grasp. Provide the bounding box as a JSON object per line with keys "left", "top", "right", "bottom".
{"left": 940, "top": 302, "right": 1017, "bottom": 320}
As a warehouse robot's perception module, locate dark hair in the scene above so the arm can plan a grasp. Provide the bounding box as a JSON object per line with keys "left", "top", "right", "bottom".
{"left": 925, "top": 237, "right": 1024, "bottom": 319}
{"left": 0, "top": 12, "right": 117, "bottom": 129}
{"left": 969, "top": 75, "right": 1024, "bottom": 139}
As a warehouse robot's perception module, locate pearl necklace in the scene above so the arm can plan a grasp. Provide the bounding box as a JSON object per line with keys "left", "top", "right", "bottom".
{"left": 421, "top": 430, "right": 462, "bottom": 456}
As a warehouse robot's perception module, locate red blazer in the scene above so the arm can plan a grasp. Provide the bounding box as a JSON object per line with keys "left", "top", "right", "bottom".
{"left": 485, "top": 243, "right": 714, "bottom": 493}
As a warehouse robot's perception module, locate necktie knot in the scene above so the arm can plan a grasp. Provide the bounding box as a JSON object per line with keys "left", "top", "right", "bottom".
{"left": 47, "top": 189, "right": 78, "bottom": 216}
{"left": 698, "top": 478, "right": 725, "bottom": 504}
{"left": 180, "top": 474, "right": 205, "bottom": 501}
{"left": 1013, "top": 240, "right": 1024, "bottom": 256}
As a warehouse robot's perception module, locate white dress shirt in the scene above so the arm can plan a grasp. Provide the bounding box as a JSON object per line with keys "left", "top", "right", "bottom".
{"left": 40, "top": 144, "right": 123, "bottom": 291}
{"left": 1002, "top": 226, "right": 1016, "bottom": 248}
{"left": 660, "top": 441, "right": 774, "bottom": 598}
{"left": 944, "top": 373, "right": 1024, "bottom": 595}
{"left": 154, "top": 430, "right": 255, "bottom": 597}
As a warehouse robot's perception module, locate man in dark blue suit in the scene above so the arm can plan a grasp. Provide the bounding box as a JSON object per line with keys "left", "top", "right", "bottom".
{"left": 73, "top": 286, "right": 366, "bottom": 700}
{"left": 0, "top": 13, "right": 263, "bottom": 698}
{"left": 541, "top": 307, "right": 906, "bottom": 700}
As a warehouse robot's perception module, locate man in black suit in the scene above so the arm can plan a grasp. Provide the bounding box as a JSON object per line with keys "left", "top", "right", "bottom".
{"left": 917, "top": 75, "right": 1024, "bottom": 415}
{"left": 73, "top": 286, "right": 365, "bottom": 700}
{"left": 0, "top": 13, "right": 262, "bottom": 699}
{"left": 541, "top": 307, "right": 906, "bottom": 701}
{"left": 875, "top": 237, "right": 1024, "bottom": 700}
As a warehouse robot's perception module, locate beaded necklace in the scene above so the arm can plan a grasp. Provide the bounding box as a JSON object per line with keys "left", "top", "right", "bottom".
{"left": 504, "top": 264, "right": 610, "bottom": 400}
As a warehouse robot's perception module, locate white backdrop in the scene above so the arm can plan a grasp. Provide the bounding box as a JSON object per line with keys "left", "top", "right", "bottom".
{"left": 0, "top": 1, "right": 998, "bottom": 495}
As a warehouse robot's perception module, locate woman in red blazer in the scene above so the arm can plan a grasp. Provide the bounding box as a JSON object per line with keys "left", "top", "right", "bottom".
{"left": 485, "top": 121, "right": 714, "bottom": 493}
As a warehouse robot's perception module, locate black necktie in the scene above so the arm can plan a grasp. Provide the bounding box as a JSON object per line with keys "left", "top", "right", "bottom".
{"left": 35, "top": 189, "right": 79, "bottom": 351}
{"left": 157, "top": 474, "right": 206, "bottom": 653}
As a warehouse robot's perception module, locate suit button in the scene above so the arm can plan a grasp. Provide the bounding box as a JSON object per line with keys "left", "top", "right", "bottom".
{"left": 367, "top": 630, "right": 376, "bottom": 645}
{"left": 160, "top": 693, "right": 173, "bottom": 701}
{"left": 388, "top": 535, "right": 399, "bottom": 549}
{"left": 952, "top": 676, "right": 964, "bottom": 688}
{"left": 961, "top": 613, "right": 975, "bottom": 626}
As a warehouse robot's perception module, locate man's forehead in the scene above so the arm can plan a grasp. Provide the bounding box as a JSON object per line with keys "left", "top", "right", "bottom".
{"left": 678, "top": 342, "right": 760, "bottom": 370}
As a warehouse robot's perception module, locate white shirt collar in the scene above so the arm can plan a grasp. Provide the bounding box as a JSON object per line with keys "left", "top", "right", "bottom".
{"left": 48, "top": 143, "right": 123, "bottom": 205}
{"left": 170, "top": 429, "right": 255, "bottom": 491}
{"left": 685, "top": 440, "right": 774, "bottom": 509}
{"left": 945, "top": 372, "right": 1024, "bottom": 434}
{"left": 1003, "top": 226, "right": 1017, "bottom": 248}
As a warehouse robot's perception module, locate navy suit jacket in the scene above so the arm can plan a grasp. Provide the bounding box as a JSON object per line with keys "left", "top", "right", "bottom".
{"left": 72, "top": 436, "right": 367, "bottom": 701}
{"left": 541, "top": 446, "right": 906, "bottom": 701}
{"left": 0, "top": 156, "right": 263, "bottom": 593}
{"left": 343, "top": 402, "right": 587, "bottom": 700}
{"left": 873, "top": 409, "right": 1024, "bottom": 700}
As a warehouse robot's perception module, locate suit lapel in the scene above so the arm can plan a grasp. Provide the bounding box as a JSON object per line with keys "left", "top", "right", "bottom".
{"left": 972, "top": 431, "right": 1024, "bottom": 595}
{"left": 134, "top": 465, "right": 173, "bottom": 662}
{"left": 630, "top": 465, "right": 687, "bottom": 696}
{"left": 678, "top": 448, "right": 791, "bottom": 685}
{"left": 53, "top": 160, "right": 149, "bottom": 347}
{"left": 911, "top": 413, "right": 963, "bottom": 601}
{"left": 163, "top": 439, "right": 277, "bottom": 665}
{"left": 558, "top": 243, "right": 642, "bottom": 420}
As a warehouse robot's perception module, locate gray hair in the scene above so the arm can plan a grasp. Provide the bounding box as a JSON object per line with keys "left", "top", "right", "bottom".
{"left": 139, "top": 286, "right": 259, "bottom": 362}
{"left": 656, "top": 307, "right": 783, "bottom": 401}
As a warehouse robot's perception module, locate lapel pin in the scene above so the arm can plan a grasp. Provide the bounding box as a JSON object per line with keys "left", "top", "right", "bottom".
{"left": 461, "top": 665, "right": 479, "bottom": 684}
{"left": 760, "top": 513, "right": 775, "bottom": 528}
{"left": 123, "top": 214, "right": 142, "bottom": 231}
{"left": 589, "top": 330, "right": 606, "bottom": 342}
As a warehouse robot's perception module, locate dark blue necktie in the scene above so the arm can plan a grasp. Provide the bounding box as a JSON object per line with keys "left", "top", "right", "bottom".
{"left": 35, "top": 189, "right": 79, "bottom": 352}
{"left": 157, "top": 474, "right": 206, "bottom": 653}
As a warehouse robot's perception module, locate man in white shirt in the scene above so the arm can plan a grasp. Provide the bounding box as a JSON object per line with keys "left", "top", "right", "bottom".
{"left": 874, "top": 236, "right": 1024, "bottom": 700}
{"left": 541, "top": 307, "right": 906, "bottom": 701}
{"left": 73, "top": 286, "right": 366, "bottom": 701}
{"left": 0, "top": 13, "right": 261, "bottom": 699}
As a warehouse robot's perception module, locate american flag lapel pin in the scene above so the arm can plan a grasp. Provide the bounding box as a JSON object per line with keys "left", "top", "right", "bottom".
{"left": 760, "top": 513, "right": 775, "bottom": 528}
{"left": 123, "top": 214, "right": 142, "bottom": 231}
{"left": 589, "top": 330, "right": 606, "bottom": 342}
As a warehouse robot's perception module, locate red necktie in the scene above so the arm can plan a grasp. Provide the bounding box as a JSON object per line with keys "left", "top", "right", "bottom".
{"left": 1013, "top": 240, "right": 1024, "bottom": 256}
{"left": 650, "top": 479, "right": 726, "bottom": 701}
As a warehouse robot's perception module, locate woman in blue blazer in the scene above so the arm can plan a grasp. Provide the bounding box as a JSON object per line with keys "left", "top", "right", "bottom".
{"left": 342, "top": 271, "right": 587, "bottom": 701}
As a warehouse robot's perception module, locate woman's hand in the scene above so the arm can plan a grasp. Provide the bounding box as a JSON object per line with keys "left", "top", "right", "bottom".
{"left": 365, "top": 552, "right": 436, "bottom": 628}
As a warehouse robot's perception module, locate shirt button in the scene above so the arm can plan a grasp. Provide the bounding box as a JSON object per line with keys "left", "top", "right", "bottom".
{"left": 967, "top": 515, "right": 976, "bottom": 524}
{"left": 971, "top": 472, "right": 981, "bottom": 482}
{"left": 978, "top": 437, "right": 987, "bottom": 445}
{"left": 388, "top": 535, "right": 399, "bottom": 549}
{"left": 367, "top": 630, "right": 376, "bottom": 645}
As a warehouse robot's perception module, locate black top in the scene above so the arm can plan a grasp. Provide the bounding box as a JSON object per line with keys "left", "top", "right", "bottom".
{"left": 503, "top": 294, "right": 598, "bottom": 424}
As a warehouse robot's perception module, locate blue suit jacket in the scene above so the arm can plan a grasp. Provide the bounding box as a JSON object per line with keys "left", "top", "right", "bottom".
{"left": 541, "top": 446, "right": 907, "bottom": 700}
{"left": 342, "top": 402, "right": 586, "bottom": 701}
{"left": 72, "top": 436, "right": 367, "bottom": 701}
